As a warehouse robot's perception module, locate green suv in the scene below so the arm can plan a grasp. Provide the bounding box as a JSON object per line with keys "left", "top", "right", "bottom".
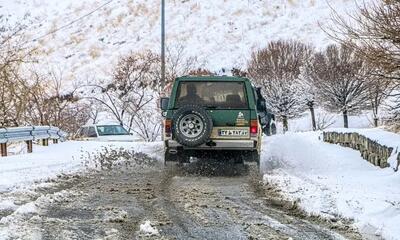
{"left": 160, "top": 76, "right": 263, "bottom": 164}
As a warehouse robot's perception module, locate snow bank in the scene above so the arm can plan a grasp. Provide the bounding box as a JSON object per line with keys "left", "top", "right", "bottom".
{"left": 261, "top": 132, "right": 400, "bottom": 240}
{"left": 0, "top": 141, "right": 163, "bottom": 192}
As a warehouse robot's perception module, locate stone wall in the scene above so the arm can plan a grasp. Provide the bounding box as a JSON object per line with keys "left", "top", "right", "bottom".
{"left": 323, "top": 131, "right": 399, "bottom": 170}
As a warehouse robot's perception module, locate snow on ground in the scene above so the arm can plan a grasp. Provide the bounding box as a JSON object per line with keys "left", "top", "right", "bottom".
{"left": 278, "top": 108, "right": 374, "bottom": 134}
{"left": 139, "top": 220, "right": 160, "bottom": 236}
{"left": 0, "top": 140, "right": 163, "bottom": 192}
{"left": 1, "top": 127, "right": 399, "bottom": 239}
{"left": 0, "top": 140, "right": 163, "bottom": 239}
{"left": 261, "top": 131, "right": 400, "bottom": 240}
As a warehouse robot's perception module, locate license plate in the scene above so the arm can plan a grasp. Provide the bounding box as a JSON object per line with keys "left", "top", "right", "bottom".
{"left": 219, "top": 129, "right": 248, "bottom": 136}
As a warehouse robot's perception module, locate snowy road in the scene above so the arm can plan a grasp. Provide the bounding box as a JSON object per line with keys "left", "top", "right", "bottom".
{"left": 0, "top": 156, "right": 360, "bottom": 240}
{"left": 1, "top": 129, "right": 398, "bottom": 239}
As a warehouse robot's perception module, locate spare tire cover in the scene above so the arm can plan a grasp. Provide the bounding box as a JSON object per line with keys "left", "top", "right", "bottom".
{"left": 172, "top": 105, "right": 213, "bottom": 147}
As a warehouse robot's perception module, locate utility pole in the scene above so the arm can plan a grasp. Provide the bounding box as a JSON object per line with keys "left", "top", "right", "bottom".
{"left": 161, "top": 0, "right": 166, "bottom": 92}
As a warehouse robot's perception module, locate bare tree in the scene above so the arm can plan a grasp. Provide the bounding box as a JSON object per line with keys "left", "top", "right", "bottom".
{"left": 0, "top": 20, "right": 34, "bottom": 72}
{"left": 0, "top": 67, "right": 29, "bottom": 126}
{"left": 84, "top": 51, "right": 156, "bottom": 132}
{"left": 0, "top": 21, "right": 33, "bottom": 126}
{"left": 0, "top": 20, "right": 89, "bottom": 133}
{"left": 325, "top": 0, "right": 400, "bottom": 79}
{"left": 165, "top": 44, "right": 200, "bottom": 84}
{"left": 360, "top": 64, "right": 393, "bottom": 127}
{"left": 248, "top": 40, "right": 312, "bottom": 132}
{"left": 298, "top": 70, "right": 318, "bottom": 131}
{"left": 325, "top": 0, "right": 400, "bottom": 120}
{"left": 25, "top": 67, "right": 90, "bottom": 134}
{"left": 151, "top": 44, "right": 203, "bottom": 96}
{"left": 303, "top": 44, "right": 369, "bottom": 128}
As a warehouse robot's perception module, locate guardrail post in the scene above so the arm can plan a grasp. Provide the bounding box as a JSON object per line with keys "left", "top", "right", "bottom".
{"left": 1, "top": 143, "right": 7, "bottom": 157}
{"left": 53, "top": 139, "right": 58, "bottom": 144}
{"left": 42, "top": 139, "right": 49, "bottom": 146}
{"left": 26, "top": 140, "right": 33, "bottom": 153}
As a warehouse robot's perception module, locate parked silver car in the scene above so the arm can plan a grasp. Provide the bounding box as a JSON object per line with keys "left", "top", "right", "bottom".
{"left": 75, "top": 124, "right": 139, "bottom": 142}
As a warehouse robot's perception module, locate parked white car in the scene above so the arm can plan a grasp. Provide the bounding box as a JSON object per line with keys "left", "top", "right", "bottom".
{"left": 75, "top": 124, "right": 139, "bottom": 142}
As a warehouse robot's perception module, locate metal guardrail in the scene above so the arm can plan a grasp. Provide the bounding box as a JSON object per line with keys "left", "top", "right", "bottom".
{"left": 0, "top": 126, "right": 67, "bottom": 157}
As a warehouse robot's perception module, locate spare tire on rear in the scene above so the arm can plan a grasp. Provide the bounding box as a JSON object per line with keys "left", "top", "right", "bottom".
{"left": 172, "top": 105, "right": 213, "bottom": 147}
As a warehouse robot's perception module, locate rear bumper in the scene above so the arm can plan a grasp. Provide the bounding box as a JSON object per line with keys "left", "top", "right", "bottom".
{"left": 165, "top": 139, "right": 257, "bottom": 150}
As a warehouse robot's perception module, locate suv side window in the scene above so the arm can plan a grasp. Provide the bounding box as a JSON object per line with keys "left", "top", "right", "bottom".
{"left": 87, "top": 127, "right": 97, "bottom": 138}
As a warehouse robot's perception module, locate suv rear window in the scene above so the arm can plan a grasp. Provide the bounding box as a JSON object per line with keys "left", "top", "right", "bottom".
{"left": 175, "top": 81, "right": 248, "bottom": 109}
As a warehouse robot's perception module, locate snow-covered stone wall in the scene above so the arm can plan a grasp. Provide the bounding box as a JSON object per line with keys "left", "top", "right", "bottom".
{"left": 323, "top": 131, "right": 400, "bottom": 171}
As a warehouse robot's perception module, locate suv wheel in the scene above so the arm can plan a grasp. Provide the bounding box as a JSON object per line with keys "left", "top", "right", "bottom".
{"left": 172, "top": 105, "right": 213, "bottom": 147}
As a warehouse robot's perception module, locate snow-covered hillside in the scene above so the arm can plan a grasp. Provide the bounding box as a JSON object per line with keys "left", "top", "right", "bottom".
{"left": 1, "top": 0, "right": 360, "bottom": 82}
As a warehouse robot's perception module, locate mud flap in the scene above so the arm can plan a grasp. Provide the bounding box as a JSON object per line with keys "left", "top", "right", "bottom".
{"left": 164, "top": 150, "right": 178, "bottom": 162}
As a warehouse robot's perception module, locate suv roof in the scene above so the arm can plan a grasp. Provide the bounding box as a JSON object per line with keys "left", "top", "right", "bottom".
{"left": 176, "top": 75, "right": 250, "bottom": 82}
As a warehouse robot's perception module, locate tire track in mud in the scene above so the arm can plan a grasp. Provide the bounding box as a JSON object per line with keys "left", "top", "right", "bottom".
{"left": 159, "top": 162, "right": 360, "bottom": 240}
{"left": 0, "top": 158, "right": 362, "bottom": 240}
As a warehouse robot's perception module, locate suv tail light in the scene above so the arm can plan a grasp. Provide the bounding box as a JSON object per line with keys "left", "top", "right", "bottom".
{"left": 165, "top": 119, "right": 172, "bottom": 137}
{"left": 250, "top": 120, "right": 258, "bottom": 137}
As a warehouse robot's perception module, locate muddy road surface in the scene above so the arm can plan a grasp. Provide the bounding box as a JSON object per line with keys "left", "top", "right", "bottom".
{"left": 0, "top": 154, "right": 361, "bottom": 240}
